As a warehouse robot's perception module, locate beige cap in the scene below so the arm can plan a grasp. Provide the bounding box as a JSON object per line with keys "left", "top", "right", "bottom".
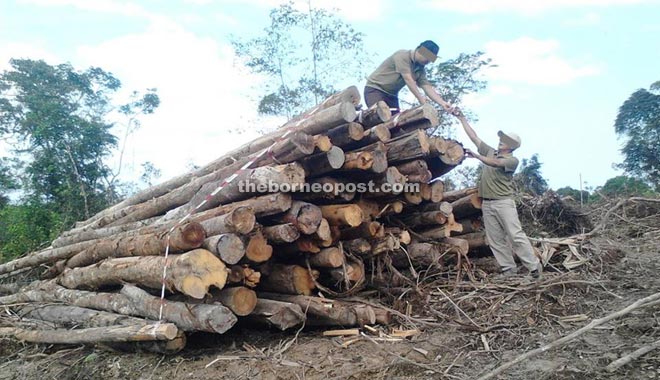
{"left": 497, "top": 131, "right": 521, "bottom": 149}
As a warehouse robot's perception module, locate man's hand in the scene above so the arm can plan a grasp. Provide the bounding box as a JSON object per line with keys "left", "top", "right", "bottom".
{"left": 465, "top": 148, "right": 477, "bottom": 158}
{"left": 442, "top": 103, "right": 456, "bottom": 114}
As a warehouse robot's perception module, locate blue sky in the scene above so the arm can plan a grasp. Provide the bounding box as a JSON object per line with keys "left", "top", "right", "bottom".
{"left": 1, "top": 0, "right": 658, "bottom": 191}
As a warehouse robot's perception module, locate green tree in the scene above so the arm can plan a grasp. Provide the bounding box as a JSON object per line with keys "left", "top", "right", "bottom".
{"left": 614, "top": 81, "right": 660, "bottom": 188}
{"left": 514, "top": 154, "right": 548, "bottom": 195}
{"left": 556, "top": 186, "right": 590, "bottom": 202}
{"left": 0, "top": 59, "right": 159, "bottom": 225}
{"left": 232, "top": 1, "right": 368, "bottom": 119}
{"left": 0, "top": 202, "right": 62, "bottom": 262}
{"left": 0, "top": 157, "right": 19, "bottom": 206}
{"left": 424, "top": 52, "right": 493, "bottom": 136}
{"left": 598, "top": 175, "right": 654, "bottom": 198}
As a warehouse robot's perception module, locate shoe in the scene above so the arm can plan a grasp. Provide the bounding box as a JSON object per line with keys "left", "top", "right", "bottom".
{"left": 494, "top": 267, "right": 519, "bottom": 279}
{"left": 526, "top": 263, "right": 544, "bottom": 281}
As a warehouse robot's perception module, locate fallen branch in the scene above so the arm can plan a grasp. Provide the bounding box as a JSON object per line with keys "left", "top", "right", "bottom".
{"left": 606, "top": 339, "right": 660, "bottom": 372}
{"left": 476, "top": 291, "right": 660, "bottom": 380}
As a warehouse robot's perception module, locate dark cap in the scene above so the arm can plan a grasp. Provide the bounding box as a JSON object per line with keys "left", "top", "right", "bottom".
{"left": 417, "top": 40, "right": 439, "bottom": 62}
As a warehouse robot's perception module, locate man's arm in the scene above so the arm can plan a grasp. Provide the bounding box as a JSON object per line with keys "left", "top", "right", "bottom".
{"left": 420, "top": 84, "right": 452, "bottom": 111}
{"left": 466, "top": 149, "right": 508, "bottom": 168}
{"left": 455, "top": 114, "right": 483, "bottom": 148}
{"left": 401, "top": 72, "right": 427, "bottom": 104}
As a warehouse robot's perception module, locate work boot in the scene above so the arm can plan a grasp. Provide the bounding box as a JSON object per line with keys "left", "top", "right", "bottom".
{"left": 526, "top": 263, "right": 544, "bottom": 281}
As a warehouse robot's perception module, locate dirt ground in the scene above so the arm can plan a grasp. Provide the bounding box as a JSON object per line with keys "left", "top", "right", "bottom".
{"left": 1, "top": 197, "right": 659, "bottom": 380}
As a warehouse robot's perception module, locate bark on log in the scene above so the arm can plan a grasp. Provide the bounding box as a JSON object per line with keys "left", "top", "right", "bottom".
{"left": 326, "top": 122, "right": 364, "bottom": 147}
{"left": 356, "top": 199, "right": 380, "bottom": 221}
{"left": 243, "top": 299, "right": 305, "bottom": 331}
{"left": 451, "top": 193, "right": 483, "bottom": 219}
{"left": 59, "top": 249, "right": 227, "bottom": 299}
{"left": 339, "top": 221, "right": 383, "bottom": 241}
{"left": 174, "top": 163, "right": 305, "bottom": 221}
{"left": 262, "top": 224, "right": 300, "bottom": 244}
{"left": 294, "top": 177, "right": 356, "bottom": 203}
{"left": 64, "top": 221, "right": 207, "bottom": 269}
{"left": 417, "top": 214, "right": 463, "bottom": 239}
{"left": 454, "top": 218, "right": 483, "bottom": 236}
{"left": 385, "top": 130, "right": 430, "bottom": 163}
{"left": 259, "top": 264, "right": 318, "bottom": 296}
{"left": 308, "top": 247, "right": 345, "bottom": 268}
{"left": 439, "top": 237, "right": 470, "bottom": 256}
{"left": 457, "top": 231, "right": 488, "bottom": 250}
{"left": 380, "top": 104, "right": 439, "bottom": 130}
{"left": 328, "top": 262, "right": 365, "bottom": 285}
{"left": 370, "top": 235, "right": 400, "bottom": 255}
{"left": 190, "top": 193, "right": 293, "bottom": 222}
{"left": 341, "top": 238, "right": 372, "bottom": 255}
{"left": 354, "top": 124, "right": 392, "bottom": 149}
{"left": 431, "top": 138, "right": 466, "bottom": 166}
{"left": 301, "top": 146, "right": 345, "bottom": 177}
{"left": 252, "top": 131, "right": 315, "bottom": 166}
{"left": 398, "top": 211, "right": 448, "bottom": 228}
{"left": 384, "top": 227, "right": 411, "bottom": 245}
{"left": 320, "top": 204, "right": 364, "bottom": 227}
{"left": 0, "top": 284, "right": 237, "bottom": 334}
{"left": 282, "top": 101, "right": 357, "bottom": 136}
{"left": 17, "top": 304, "right": 153, "bottom": 328}
{"left": 275, "top": 201, "right": 323, "bottom": 235}
{"left": 313, "top": 218, "right": 332, "bottom": 243}
{"left": 442, "top": 187, "right": 478, "bottom": 203}
{"left": 203, "top": 234, "right": 245, "bottom": 265}
{"left": 417, "top": 201, "right": 453, "bottom": 216}
{"left": 390, "top": 242, "right": 445, "bottom": 268}
{"left": 259, "top": 293, "right": 376, "bottom": 327}
{"left": 0, "top": 323, "right": 178, "bottom": 344}
{"left": 346, "top": 141, "right": 388, "bottom": 173}
{"left": 200, "top": 207, "right": 255, "bottom": 236}
{"left": 367, "top": 167, "right": 407, "bottom": 196}
{"left": 358, "top": 101, "right": 392, "bottom": 128}
{"left": 52, "top": 216, "right": 162, "bottom": 248}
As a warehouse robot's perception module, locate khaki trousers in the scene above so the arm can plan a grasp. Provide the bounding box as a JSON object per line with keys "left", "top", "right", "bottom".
{"left": 481, "top": 198, "right": 539, "bottom": 272}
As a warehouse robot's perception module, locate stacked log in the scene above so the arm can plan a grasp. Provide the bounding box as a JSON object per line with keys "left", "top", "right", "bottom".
{"left": 0, "top": 86, "right": 488, "bottom": 351}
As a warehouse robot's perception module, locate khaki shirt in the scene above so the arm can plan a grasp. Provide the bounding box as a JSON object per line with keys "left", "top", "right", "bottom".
{"left": 477, "top": 142, "right": 519, "bottom": 199}
{"left": 366, "top": 49, "right": 431, "bottom": 96}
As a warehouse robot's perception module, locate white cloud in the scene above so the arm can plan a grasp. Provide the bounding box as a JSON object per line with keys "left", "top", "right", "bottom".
{"left": 75, "top": 21, "right": 271, "bottom": 183}
{"left": 563, "top": 12, "right": 601, "bottom": 26}
{"left": 451, "top": 21, "right": 490, "bottom": 34}
{"left": 18, "top": 0, "right": 149, "bottom": 17}
{"left": 212, "top": 0, "right": 390, "bottom": 21}
{"left": 483, "top": 37, "right": 601, "bottom": 85}
{"left": 417, "top": 0, "right": 651, "bottom": 14}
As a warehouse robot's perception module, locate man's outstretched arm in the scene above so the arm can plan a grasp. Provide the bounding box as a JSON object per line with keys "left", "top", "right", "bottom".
{"left": 455, "top": 113, "right": 483, "bottom": 148}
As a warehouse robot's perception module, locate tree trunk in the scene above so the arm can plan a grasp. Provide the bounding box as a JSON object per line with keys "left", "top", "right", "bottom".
{"left": 210, "top": 286, "right": 257, "bottom": 316}
{"left": 442, "top": 187, "right": 478, "bottom": 203}
{"left": 380, "top": 104, "right": 439, "bottom": 130}
{"left": 358, "top": 101, "right": 392, "bottom": 128}
{"left": 339, "top": 221, "right": 383, "bottom": 240}
{"left": 203, "top": 234, "right": 245, "bottom": 265}
{"left": 390, "top": 242, "right": 445, "bottom": 268}
{"left": 262, "top": 224, "right": 300, "bottom": 244}
{"left": 342, "top": 151, "right": 375, "bottom": 171}
{"left": 283, "top": 101, "right": 357, "bottom": 135}
{"left": 0, "top": 284, "right": 237, "bottom": 334}
{"left": 301, "top": 146, "right": 345, "bottom": 177}
{"left": 341, "top": 238, "right": 372, "bottom": 255}
{"left": 308, "top": 247, "right": 345, "bottom": 268}
{"left": 252, "top": 131, "right": 315, "bottom": 166}
{"left": 326, "top": 122, "right": 364, "bottom": 147}
{"left": 259, "top": 264, "right": 318, "bottom": 296}
{"left": 244, "top": 231, "right": 273, "bottom": 263}
{"left": 259, "top": 293, "right": 375, "bottom": 327}
{"left": 397, "top": 211, "right": 448, "bottom": 228}
{"left": 320, "top": 204, "right": 364, "bottom": 227}
{"left": 294, "top": 177, "right": 356, "bottom": 203}
{"left": 243, "top": 299, "right": 304, "bottom": 331}
{"left": 64, "top": 221, "right": 207, "bottom": 269}
{"left": 199, "top": 207, "right": 255, "bottom": 235}
{"left": 385, "top": 130, "right": 431, "bottom": 163}
{"left": 0, "top": 323, "right": 178, "bottom": 344}
{"left": 370, "top": 235, "right": 400, "bottom": 255}
{"left": 313, "top": 218, "right": 332, "bottom": 243}
{"left": 228, "top": 265, "right": 261, "bottom": 288}
{"left": 451, "top": 193, "right": 483, "bottom": 219}
{"left": 59, "top": 249, "right": 227, "bottom": 299}
{"left": 274, "top": 201, "right": 323, "bottom": 234}
{"left": 313, "top": 135, "right": 333, "bottom": 152}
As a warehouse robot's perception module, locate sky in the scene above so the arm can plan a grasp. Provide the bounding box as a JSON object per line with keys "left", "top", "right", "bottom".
{"left": 0, "top": 0, "right": 659, "bottom": 192}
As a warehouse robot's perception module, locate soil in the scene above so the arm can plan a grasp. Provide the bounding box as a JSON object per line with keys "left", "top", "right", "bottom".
{"left": 1, "top": 197, "right": 659, "bottom": 380}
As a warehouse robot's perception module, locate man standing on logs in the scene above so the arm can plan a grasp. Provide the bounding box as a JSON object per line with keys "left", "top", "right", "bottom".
{"left": 453, "top": 111, "right": 542, "bottom": 279}
{"left": 364, "top": 40, "right": 454, "bottom": 114}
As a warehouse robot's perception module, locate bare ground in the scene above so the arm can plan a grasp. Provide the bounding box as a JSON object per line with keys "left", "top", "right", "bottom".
{"left": 1, "top": 197, "right": 659, "bottom": 380}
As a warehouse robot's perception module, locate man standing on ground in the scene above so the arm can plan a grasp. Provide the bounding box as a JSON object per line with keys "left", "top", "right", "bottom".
{"left": 364, "top": 40, "right": 453, "bottom": 113}
{"left": 453, "top": 111, "right": 542, "bottom": 278}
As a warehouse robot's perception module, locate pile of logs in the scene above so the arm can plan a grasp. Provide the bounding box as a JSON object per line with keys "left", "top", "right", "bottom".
{"left": 0, "top": 86, "right": 488, "bottom": 353}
